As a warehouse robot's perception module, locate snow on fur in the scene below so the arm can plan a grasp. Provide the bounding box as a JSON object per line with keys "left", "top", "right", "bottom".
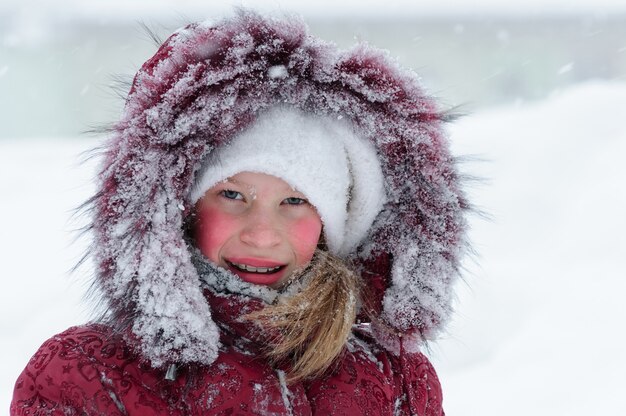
{"left": 89, "top": 9, "right": 468, "bottom": 368}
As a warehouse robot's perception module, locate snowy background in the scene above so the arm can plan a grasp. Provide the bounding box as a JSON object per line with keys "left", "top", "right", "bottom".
{"left": 2, "top": 1, "right": 626, "bottom": 414}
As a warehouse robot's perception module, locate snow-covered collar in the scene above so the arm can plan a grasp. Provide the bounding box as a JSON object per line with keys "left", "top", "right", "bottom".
{"left": 191, "top": 247, "right": 311, "bottom": 357}
{"left": 190, "top": 246, "right": 309, "bottom": 305}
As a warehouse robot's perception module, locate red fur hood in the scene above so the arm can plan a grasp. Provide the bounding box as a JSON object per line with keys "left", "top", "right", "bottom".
{"left": 88, "top": 9, "right": 469, "bottom": 369}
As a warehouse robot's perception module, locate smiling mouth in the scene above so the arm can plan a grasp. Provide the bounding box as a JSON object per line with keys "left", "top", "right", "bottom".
{"left": 226, "top": 260, "right": 285, "bottom": 274}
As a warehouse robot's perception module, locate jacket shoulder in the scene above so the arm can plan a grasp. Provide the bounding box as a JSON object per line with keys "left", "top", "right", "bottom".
{"left": 399, "top": 350, "right": 445, "bottom": 416}
{"left": 11, "top": 324, "right": 132, "bottom": 416}
{"left": 305, "top": 328, "right": 444, "bottom": 415}
{"left": 350, "top": 325, "right": 445, "bottom": 416}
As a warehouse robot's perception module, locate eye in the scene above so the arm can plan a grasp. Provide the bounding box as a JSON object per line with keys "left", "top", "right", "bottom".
{"left": 220, "top": 189, "right": 243, "bottom": 200}
{"left": 283, "top": 197, "right": 307, "bottom": 205}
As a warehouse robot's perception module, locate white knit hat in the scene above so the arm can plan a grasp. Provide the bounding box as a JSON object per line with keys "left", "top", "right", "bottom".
{"left": 190, "top": 106, "right": 386, "bottom": 256}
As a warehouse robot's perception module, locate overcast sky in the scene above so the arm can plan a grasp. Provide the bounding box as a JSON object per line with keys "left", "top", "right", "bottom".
{"left": 2, "top": 0, "right": 626, "bottom": 20}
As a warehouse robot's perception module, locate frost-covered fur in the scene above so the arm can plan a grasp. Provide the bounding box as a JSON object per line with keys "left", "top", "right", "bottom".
{"left": 89, "top": 9, "right": 469, "bottom": 368}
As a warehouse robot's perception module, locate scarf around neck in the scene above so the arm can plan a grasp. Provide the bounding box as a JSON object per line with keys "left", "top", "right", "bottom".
{"left": 189, "top": 247, "right": 310, "bottom": 352}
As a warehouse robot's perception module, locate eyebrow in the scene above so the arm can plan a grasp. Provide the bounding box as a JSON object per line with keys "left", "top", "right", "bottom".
{"left": 224, "top": 176, "right": 303, "bottom": 194}
{"left": 224, "top": 177, "right": 243, "bottom": 186}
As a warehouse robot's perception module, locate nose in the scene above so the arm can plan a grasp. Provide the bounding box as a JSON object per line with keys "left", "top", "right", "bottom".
{"left": 239, "top": 214, "right": 282, "bottom": 249}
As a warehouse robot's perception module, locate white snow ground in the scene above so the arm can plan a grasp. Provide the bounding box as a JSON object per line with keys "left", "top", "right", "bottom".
{"left": 1, "top": 81, "right": 625, "bottom": 413}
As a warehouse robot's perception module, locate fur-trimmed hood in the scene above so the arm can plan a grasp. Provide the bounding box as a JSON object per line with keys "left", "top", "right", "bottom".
{"left": 89, "top": 9, "right": 469, "bottom": 369}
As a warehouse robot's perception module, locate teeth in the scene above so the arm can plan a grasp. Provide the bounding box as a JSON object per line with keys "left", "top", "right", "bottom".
{"left": 230, "top": 262, "right": 281, "bottom": 273}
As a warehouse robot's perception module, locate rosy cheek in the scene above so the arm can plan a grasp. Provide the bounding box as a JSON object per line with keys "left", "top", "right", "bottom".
{"left": 194, "top": 206, "right": 239, "bottom": 263}
{"left": 290, "top": 216, "right": 322, "bottom": 266}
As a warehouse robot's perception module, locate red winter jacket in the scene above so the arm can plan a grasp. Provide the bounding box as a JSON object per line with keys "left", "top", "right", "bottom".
{"left": 12, "top": 10, "right": 468, "bottom": 416}
{"left": 12, "top": 289, "right": 444, "bottom": 416}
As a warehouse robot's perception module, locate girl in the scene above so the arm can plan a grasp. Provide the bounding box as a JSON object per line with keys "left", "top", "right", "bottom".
{"left": 11, "top": 9, "right": 468, "bottom": 415}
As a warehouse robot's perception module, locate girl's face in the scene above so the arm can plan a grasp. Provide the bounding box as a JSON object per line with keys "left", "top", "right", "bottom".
{"left": 193, "top": 172, "right": 322, "bottom": 289}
